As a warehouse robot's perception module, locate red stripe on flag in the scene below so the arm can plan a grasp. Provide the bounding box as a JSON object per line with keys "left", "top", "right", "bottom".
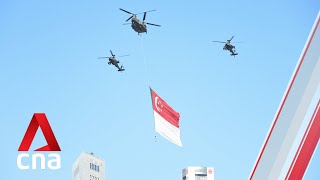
{"left": 249, "top": 15, "right": 320, "bottom": 180}
{"left": 150, "top": 88, "right": 180, "bottom": 128}
{"left": 285, "top": 100, "right": 320, "bottom": 180}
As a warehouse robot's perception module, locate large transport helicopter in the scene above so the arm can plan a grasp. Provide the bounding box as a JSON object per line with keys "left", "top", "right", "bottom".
{"left": 98, "top": 50, "right": 129, "bottom": 72}
{"left": 120, "top": 8, "right": 161, "bottom": 34}
{"left": 212, "top": 36, "right": 242, "bottom": 57}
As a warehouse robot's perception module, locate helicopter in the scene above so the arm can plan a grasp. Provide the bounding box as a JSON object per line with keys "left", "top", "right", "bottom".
{"left": 120, "top": 8, "right": 161, "bottom": 34}
{"left": 212, "top": 36, "right": 241, "bottom": 57}
{"left": 98, "top": 50, "right": 129, "bottom": 72}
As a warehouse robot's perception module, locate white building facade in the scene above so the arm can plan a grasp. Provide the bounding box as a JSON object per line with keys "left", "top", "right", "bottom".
{"left": 181, "top": 166, "right": 214, "bottom": 180}
{"left": 72, "top": 152, "right": 105, "bottom": 180}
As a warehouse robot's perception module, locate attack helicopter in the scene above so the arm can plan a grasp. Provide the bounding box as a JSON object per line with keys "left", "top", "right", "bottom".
{"left": 120, "top": 8, "right": 161, "bottom": 34}
{"left": 98, "top": 50, "right": 129, "bottom": 72}
{"left": 212, "top": 36, "right": 241, "bottom": 57}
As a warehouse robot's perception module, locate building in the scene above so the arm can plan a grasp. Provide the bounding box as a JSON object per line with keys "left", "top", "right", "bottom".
{"left": 181, "top": 166, "right": 214, "bottom": 180}
{"left": 72, "top": 152, "right": 105, "bottom": 180}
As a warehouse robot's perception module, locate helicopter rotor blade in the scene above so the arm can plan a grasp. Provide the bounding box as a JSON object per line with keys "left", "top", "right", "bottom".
{"left": 126, "top": 15, "right": 133, "bottom": 22}
{"left": 146, "top": 22, "right": 161, "bottom": 27}
{"left": 229, "top": 36, "right": 234, "bottom": 41}
{"left": 212, "top": 41, "right": 226, "bottom": 43}
{"left": 144, "top": 9, "right": 156, "bottom": 13}
{"left": 119, "top": 8, "right": 134, "bottom": 15}
{"left": 98, "top": 57, "right": 111, "bottom": 59}
{"left": 136, "top": 9, "right": 157, "bottom": 15}
{"left": 110, "top": 50, "right": 115, "bottom": 57}
{"left": 116, "top": 55, "right": 130, "bottom": 58}
{"left": 143, "top": 12, "right": 147, "bottom": 21}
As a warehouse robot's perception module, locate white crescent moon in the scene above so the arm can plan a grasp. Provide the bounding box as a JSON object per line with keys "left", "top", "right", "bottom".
{"left": 155, "top": 97, "right": 162, "bottom": 112}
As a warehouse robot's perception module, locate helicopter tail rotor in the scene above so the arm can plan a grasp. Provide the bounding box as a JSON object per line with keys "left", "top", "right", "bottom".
{"left": 231, "top": 53, "right": 238, "bottom": 57}
{"left": 118, "top": 65, "right": 125, "bottom": 72}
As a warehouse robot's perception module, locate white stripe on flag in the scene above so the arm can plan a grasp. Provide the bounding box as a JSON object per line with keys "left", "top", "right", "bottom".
{"left": 154, "top": 111, "right": 182, "bottom": 147}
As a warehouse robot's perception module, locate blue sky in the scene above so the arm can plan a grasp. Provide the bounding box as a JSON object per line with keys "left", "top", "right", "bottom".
{"left": 0, "top": 1, "right": 319, "bottom": 179}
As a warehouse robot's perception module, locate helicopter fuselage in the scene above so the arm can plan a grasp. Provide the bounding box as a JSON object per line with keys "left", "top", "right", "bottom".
{"left": 131, "top": 17, "right": 147, "bottom": 33}
{"left": 223, "top": 43, "right": 238, "bottom": 56}
{"left": 108, "top": 58, "right": 119, "bottom": 65}
{"left": 223, "top": 44, "right": 234, "bottom": 51}
{"left": 107, "top": 57, "right": 124, "bottom": 71}
{"left": 108, "top": 58, "right": 122, "bottom": 70}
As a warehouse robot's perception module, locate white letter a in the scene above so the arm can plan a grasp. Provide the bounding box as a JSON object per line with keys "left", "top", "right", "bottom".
{"left": 47, "top": 154, "right": 61, "bottom": 170}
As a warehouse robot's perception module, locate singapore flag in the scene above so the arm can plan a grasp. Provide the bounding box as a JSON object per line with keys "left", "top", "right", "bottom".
{"left": 150, "top": 88, "right": 182, "bottom": 147}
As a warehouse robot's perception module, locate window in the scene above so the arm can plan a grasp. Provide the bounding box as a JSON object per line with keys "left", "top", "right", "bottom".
{"left": 195, "top": 174, "right": 207, "bottom": 180}
{"left": 89, "top": 162, "right": 100, "bottom": 172}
